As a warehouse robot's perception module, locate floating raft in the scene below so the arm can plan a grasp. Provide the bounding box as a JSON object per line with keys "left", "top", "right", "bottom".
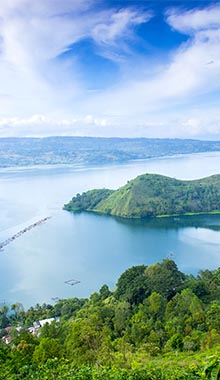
{"left": 64, "top": 279, "right": 80, "bottom": 286}
{"left": 0, "top": 217, "right": 51, "bottom": 251}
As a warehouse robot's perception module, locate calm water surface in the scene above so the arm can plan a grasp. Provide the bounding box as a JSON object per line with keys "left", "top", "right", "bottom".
{"left": 0, "top": 152, "right": 220, "bottom": 307}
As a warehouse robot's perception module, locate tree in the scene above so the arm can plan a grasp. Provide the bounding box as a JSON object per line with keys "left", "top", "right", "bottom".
{"left": 11, "top": 302, "right": 25, "bottom": 324}
{"left": 147, "top": 292, "right": 165, "bottom": 321}
{"left": 165, "top": 288, "right": 205, "bottom": 337}
{"left": 0, "top": 305, "right": 9, "bottom": 329}
{"left": 206, "top": 303, "right": 220, "bottom": 331}
{"left": 65, "top": 313, "right": 105, "bottom": 366}
{"left": 52, "top": 297, "right": 86, "bottom": 320}
{"left": 33, "top": 337, "right": 63, "bottom": 364}
{"left": 168, "top": 333, "right": 184, "bottom": 352}
{"left": 115, "top": 265, "right": 147, "bottom": 304}
{"left": 99, "top": 284, "right": 112, "bottom": 301}
{"left": 144, "top": 259, "right": 185, "bottom": 300}
{"left": 10, "top": 331, "right": 38, "bottom": 370}
{"left": 113, "top": 301, "right": 131, "bottom": 336}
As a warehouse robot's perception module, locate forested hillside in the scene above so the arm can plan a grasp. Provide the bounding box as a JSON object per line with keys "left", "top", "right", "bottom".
{"left": 64, "top": 173, "right": 220, "bottom": 218}
{"left": 1, "top": 260, "right": 220, "bottom": 379}
{"left": 1, "top": 137, "right": 220, "bottom": 167}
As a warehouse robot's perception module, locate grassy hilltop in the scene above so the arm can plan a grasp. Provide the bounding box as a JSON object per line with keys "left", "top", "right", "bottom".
{"left": 64, "top": 173, "right": 220, "bottom": 218}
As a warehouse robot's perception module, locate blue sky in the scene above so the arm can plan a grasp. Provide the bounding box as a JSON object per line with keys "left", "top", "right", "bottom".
{"left": 0, "top": 0, "right": 220, "bottom": 139}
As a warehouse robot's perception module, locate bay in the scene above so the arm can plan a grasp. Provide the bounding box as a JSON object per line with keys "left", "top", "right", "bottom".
{"left": 0, "top": 152, "right": 220, "bottom": 308}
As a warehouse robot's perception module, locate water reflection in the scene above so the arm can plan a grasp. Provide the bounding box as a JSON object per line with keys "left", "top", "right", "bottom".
{"left": 113, "top": 214, "right": 220, "bottom": 231}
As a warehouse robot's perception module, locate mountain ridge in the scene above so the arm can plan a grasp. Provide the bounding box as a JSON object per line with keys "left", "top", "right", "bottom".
{"left": 1, "top": 136, "right": 220, "bottom": 167}
{"left": 64, "top": 173, "right": 220, "bottom": 218}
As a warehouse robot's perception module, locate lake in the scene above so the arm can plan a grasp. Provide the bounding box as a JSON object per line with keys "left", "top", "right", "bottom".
{"left": 1, "top": 152, "right": 220, "bottom": 308}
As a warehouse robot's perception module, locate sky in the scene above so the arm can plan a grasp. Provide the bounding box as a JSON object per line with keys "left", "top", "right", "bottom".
{"left": 0, "top": 0, "right": 220, "bottom": 139}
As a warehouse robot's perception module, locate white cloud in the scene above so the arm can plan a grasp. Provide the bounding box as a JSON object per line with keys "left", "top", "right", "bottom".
{"left": 0, "top": 1, "right": 150, "bottom": 67}
{"left": 92, "top": 8, "right": 152, "bottom": 45}
{"left": 0, "top": 114, "right": 111, "bottom": 137}
{"left": 1, "top": 108, "right": 220, "bottom": 140}
{"left": 77, "top": 4, "right": 220, "bottom": 139}
{"left": 0, "top": 0, "right": 95, "bottom": 66}
{"left": 166, "top": 5, "right": 220, "bottom": 34}
{"left": 90, "top": 8, "right": 152, "bottom": 62}
{"left": 0, "top": 0, "right": 149, "bottom": 120}
{"left": 0, "top": 2, "right": 219, "bottom": 139}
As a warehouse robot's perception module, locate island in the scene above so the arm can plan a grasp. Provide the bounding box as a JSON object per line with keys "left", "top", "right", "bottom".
{"left": 64, "top": 173, "right": 220, "bottom": 218}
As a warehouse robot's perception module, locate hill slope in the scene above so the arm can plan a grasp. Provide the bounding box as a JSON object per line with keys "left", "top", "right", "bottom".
{"left": 1, "top": 137, "right": 220, "bottom": 167}
{"left": 64, "top": 173, "right": 220, "bottom": 218}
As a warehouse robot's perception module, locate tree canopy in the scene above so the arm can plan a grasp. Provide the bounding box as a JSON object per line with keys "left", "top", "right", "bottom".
{"left": 2, "top": 260, "right": 220, "bottom": 379}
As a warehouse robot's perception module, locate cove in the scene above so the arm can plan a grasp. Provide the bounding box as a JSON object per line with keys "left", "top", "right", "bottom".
{"left": 0, "top": 152, "right": 220, "bottom": 307}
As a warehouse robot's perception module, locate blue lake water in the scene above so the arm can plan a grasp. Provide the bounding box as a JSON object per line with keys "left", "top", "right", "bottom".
{"left": 0, "top": 152, "right": 220, "bottom": 308}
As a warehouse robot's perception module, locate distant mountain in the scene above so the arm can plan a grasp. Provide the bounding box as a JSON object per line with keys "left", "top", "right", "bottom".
{"left": 1, "top": 136, "right": 220, "bottom": 167}
{"left": 64, "top": 173, "right": 220, "bottom": 218}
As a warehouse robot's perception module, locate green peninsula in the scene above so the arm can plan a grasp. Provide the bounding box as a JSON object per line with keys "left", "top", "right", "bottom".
{"left": 64, "top": 173, "right": 220, "bottom": 218}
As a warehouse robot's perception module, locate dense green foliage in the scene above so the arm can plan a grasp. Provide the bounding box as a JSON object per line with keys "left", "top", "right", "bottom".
{"left": 2, "top": 260, "right": 220, "bottom": 378}
{"left": 64, "top": 189, "right": 114, "bottom": 212}
{"left": 64, "top": 173, "right": 220, "bottom": 218}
